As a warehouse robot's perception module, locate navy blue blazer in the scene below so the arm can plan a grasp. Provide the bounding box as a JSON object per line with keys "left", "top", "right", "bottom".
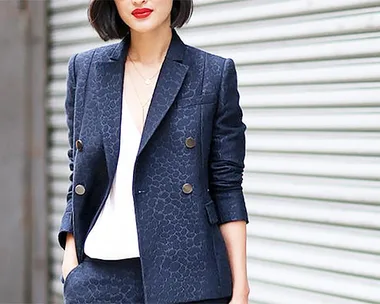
{"left": 58, "top": 29, "right": 249, "bottom": 303}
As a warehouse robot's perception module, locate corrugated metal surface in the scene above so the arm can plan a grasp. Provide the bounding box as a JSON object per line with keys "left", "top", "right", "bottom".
{"left": 48, "top": 0, "right": 380, "bottom": 303}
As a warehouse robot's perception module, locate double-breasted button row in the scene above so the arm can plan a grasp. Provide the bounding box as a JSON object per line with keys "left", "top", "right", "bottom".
{"left": 75, "top": 184, "right": 86, "bottom": 195}
{"left": 185, "top": 137, "right": 196, "bottom": 149}
{"left": 77, "top": 183, "right": 190, "bottom": 195}
{"left": 183, "top": 137, "right": 195, "bottom": 194}
{"left": 76, "top": 183, "right": 191, "bottom": 195}
{"left": 74, "top": 139, "right": 85, "bottom": 196}
{"left": 75, "top": 139, "right": 83, "bottom": 151}
{"left": 182, "top": 183, "right": 193, "bottom": 194}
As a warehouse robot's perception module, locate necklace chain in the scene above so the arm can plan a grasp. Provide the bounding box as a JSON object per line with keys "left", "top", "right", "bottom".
{"left": 126, "top": 72, "right": 152, "bottom": 122}
{"left": 128, "top": 55, "right": 161, "bottom": 85}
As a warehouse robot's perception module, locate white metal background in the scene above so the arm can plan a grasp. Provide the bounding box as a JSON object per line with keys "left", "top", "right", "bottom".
{"left": 48, "top": 0, "right": 380, "bottom": 303}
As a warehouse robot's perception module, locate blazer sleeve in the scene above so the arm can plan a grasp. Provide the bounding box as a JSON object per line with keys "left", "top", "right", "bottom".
{"left": 57, "top": 53, "right": 78, "bottom": 250}
{"left": 209, "top": 58, "right": 249, "bottom": 225}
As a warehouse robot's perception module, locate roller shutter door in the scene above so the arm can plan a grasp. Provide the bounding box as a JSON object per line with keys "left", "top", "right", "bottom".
{"left": 47, "top": 1, "right": 110, "bottom": 302}
{"left": 181, "top": 1, "right": 380, "bottom": 303}
{"left": 47, "top": 0, "right": 380, "bottom": 303}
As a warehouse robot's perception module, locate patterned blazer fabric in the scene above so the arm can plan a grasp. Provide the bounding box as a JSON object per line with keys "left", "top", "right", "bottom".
{"left": 58, "top": 29, "right": 249, "bottom": 304}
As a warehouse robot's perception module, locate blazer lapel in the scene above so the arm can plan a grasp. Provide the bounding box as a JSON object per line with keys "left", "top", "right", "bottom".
{"left": 95, "top": 35, "right": 129, "bottom": 179}
{"left": 95, "top": 29, "right": 188, "bottom": 179}
{"left": 138, "top": 30, "right": 188, "bottom": 156}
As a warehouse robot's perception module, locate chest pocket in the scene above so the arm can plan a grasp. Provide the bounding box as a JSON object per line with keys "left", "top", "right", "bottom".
{"left": 174, "top": 93, "right": 217, "bottom": 108}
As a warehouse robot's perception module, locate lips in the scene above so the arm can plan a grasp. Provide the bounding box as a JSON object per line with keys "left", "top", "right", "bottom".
{"left": 132, "top": 8, "right": 153, "bottom": 19}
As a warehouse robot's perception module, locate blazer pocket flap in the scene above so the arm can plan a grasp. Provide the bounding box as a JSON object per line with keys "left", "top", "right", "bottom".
{"left": 175, "top": 93, "right": 216, "bottom": 108}
{"left": 205, "top": 200, "right": 219, "bottom": 225}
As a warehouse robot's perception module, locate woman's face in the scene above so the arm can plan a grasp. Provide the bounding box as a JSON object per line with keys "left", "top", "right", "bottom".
{"left": 114, "top": 0, "right": 173, "bottom": 34}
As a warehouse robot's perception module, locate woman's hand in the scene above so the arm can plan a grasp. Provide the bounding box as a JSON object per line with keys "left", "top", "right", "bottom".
{"left": 61, "top": 233, "right": 79, "bottom": 280}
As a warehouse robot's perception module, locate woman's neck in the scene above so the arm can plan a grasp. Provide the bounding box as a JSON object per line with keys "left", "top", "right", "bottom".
{"left": 128, "top": 26, "right": 172, "bottom": 65}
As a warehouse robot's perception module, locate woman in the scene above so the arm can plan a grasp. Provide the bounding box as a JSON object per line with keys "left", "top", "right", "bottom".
{"left": 58, "top": 0, "right": 250, "bottom": 303}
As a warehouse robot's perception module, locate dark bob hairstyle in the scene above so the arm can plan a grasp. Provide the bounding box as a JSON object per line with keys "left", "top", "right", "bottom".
{"left": 88, "top": 0, "right": 193, "bottom": 41}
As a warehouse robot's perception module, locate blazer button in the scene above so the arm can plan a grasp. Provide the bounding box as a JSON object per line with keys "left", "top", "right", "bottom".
{"left": 75, "top": 139, "right": 83, "bottom": 151}
{"left": 185, "top": 137, "right": 196, "bottom": 149}
{"left": 182, "top": 183, "right": 193, "bottom": 194}
{"left": 75, "top": 184, "right": 86, "bottom": 195}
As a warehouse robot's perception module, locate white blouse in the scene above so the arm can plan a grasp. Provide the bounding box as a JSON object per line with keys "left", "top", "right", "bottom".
{"left": 83, "top": 103, "right": 141, "bottom": 259}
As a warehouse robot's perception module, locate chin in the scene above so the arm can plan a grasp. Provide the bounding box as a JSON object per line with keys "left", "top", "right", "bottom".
{"left": 128, "top": 22, "right": 159, "bottom": 34}
{"left": 127, "top": 16, "right": 171, "bottom": 35}
{"left": 130, "top": 27, "right": 157, "bottom": 34}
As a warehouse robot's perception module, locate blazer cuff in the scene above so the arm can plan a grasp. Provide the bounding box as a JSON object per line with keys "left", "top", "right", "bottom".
{"left": 58, "top": 212, "right": 73, "bottom": 250}
{"left": 214, "top": 190, "right": 249, "bottom": 224}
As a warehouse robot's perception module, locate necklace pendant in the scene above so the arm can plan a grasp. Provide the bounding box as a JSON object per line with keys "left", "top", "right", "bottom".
{"left": 145, "top": 79, "right": 151, "bottom": 85}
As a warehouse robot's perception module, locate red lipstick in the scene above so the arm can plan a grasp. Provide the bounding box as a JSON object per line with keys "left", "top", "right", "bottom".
{"left": 132, "top": 8, "right": 153, "bottom": 19}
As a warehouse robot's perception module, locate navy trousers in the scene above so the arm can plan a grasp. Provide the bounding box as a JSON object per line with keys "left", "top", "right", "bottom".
{"left": 62, "top": 254, "right": 232, "bottom": 304}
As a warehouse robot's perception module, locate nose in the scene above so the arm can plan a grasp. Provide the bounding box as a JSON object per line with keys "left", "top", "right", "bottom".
{"left": 132, "top": 0, "right": 147, "bottom": 5}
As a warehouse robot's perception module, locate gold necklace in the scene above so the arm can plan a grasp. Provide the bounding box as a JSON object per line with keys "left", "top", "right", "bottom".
{"left": 126, "top": 72, "right": 152, "bottom": 122}
{"left": 128, "top": 55, "right": 161, "bottom": 85}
